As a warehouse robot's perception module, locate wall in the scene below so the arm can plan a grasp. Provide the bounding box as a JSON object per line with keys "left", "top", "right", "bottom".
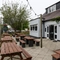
{"left": 57, "top": 22, "right": 60, "bottom": 40}
{"left": 29, "top": 18, "right": 40, "bottom": 37}
{"left": 44, "top": 20, "right": 60, "bottom": 40}
{"left": 29, "top": 18, "right": 44, "bottom": 37}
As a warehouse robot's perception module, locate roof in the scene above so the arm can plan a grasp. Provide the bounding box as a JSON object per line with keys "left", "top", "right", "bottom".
{"left": 42, "top": 9, "right": 60, "bottom": 21}
{"left": 29, "top": 17, "right": 40, "bottom": 22}
{"left": 45, "top": 1, "right": 60, "bottom": 9}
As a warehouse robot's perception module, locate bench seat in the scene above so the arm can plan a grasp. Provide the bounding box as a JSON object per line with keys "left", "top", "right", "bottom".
{"left": 52, "top": 53, "right": 60, "bottom": 60}
{"left": 15, "top": 37, "right": 19, "bottom": 42}
{"left": 19, "top": 46, "right": 32, "bottom": 60}
{"left": 19, "top": 40, "right": 26, "bottom": 47}
{"left": 34, "top": 39, "right": 40, "bottom": 46}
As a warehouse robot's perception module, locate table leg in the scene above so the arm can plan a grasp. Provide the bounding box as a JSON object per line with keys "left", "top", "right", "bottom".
{"left": 1, "top": 56, "right": 4, "bottom": 60}
{"left": 29, "top": 40, "right": 33, "bottom": 47}
{"left": 11, "top": 56, "right": 13, "bottom": 60}
{"left": 26, "top": 39, "right": 28, "bottom": 44}
{"left": 19, "top": 53, "right": 23, "bottom": 60}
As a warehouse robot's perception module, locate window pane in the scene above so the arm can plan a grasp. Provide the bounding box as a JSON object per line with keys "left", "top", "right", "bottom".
{"left": 55, "top": 35, "right": 57, "bottom": 39}
{"left": 55, "top": 26, "right": 57, "bottom": 33}
{"left": 47, "top": 34, "right": 49, "bottom": 37}
{"left": 45, "top": 28, "right": 46, "bottom": 32}
{"left": 35, "top": 25, "right": 37, "bottom": 31}
{"left": 47, "top": 27, "right": 49, "bottom": 32}
{"left": 33, "top": 25, "right": 34, "bottom": 30}
{"left": 30, "top": 25, "right": 32, "bottom": 31}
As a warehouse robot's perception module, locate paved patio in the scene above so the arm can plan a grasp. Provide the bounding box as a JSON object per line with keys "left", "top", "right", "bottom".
{"left": 1, "top": 38, "right": 60, "bottom": 60}
{"left": 23, "top": 39, "right": 60, "bottom": 60}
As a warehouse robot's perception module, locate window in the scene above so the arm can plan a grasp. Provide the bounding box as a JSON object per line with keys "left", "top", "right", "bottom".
{"left": 49, "top": 8, "right": 51, "bottom": 12}
{"left": 47, "top": 27, "right": 49, "bottom": 32}
{"left": 35, "top": 25, "right": 37, "bottom": 31}
{"left": 52, "top": 8, "right": 54, "bottom": 12}
{"left": 55, "top": 35, "right": 57, "bottom": 39}
{"left": 45, "top": 28, "right": 46, "bottom": 32}
{"left": 55, "top": 26, "right": 57, "bottom": 33}
{"left": 47, "top": 34, "right": 49, "bottom": 37}
{"left": 33, "top": 25, "right": 35, "bottom": 30}
{"left": 30, "top": 24, "right": 37, "bottom": 31}
{"left": 30, "top": 25, "right": 32, "bottom": 30}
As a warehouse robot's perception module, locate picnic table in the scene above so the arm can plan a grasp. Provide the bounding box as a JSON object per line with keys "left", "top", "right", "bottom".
{"left": 0, "top": 36, "right": 13, "bottom": 43}
{"left": 24, "top": 36, "right": 34, "bottom": 47}
{"left": 2, "top": 33, "right": 10, "bottom": 37}
{"left": 16, "top": 33, "right": 25, "bottom": 40}
{"left": 55, "top": 50, "right": 60, "bottom": 55}
{"left": 1, "top": 42, "right": 23, "bottom": 60}
{"left": 52, "top": 50, "right": 60, "bottom": 60}
{"left": 20, "top": 34, "right": 25, "bottom": 40}
{"left": 15, "top": 33, "right": 20, "bottom": 36}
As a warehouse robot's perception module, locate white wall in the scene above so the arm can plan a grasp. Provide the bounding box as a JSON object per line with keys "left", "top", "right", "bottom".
{"left": 29, "top": 18, "right": 40, "bottom": 37}
{"left": 45, "top": 21, "right": 57, "bottom": 38}
{"left": 44, "top": 21, "right": 60, "bottom": 40}
{"left": 57, "top": 22, "right": 60, "bottom": 40}
{"left": 29, "top": 18, "right": 44, "bottom": 37}
{"left": 29, "top": 18, "right": 60, "bottom": 40}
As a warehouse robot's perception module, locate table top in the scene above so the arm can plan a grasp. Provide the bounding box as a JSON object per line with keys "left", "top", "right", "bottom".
{"left": 55, "top": 50, "right": 60, "bottom": 54}
{"left": 20, "top": 34, "right": 25, "bottom": 37}
{"left": 16, "top": 33, "right": 25, "bottom": 36}
{"left": 1, "top": 36, "right": 13, "bottom": 42}
{"left": 24, "top": 36, "right": 34, "bottom": 40}
{"left": 2, "top": 33, "right": 10, "bottom": 36}
{"left": 1, "top": 42, "right": 22, "bottom": 55}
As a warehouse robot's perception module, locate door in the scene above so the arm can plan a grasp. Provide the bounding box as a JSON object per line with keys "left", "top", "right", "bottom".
{"left": 54, "top": 25, "right": 57, "bottom": 40}
{"left": 49, "top": 25, "right": 54, "bottom": 40}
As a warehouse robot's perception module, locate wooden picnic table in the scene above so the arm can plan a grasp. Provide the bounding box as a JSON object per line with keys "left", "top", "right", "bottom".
{"left": 20, "top": 34, "right": 25, "bottom": 40}
{"left": 16, "top": 33, "right": 25, "bottom": 36}
{"left": 24, "top": 36, "right": 34, "bottom": 40}
{"left": 55, "top": 50, "right": 60, "bottom": 55}
{"left": 15, "top": 33, "right": 21, "bottom": 36}
{"left": 24, "top": 36, "right": 34, "bottom": 47}
{"left": 1, "top": 42, "right": 23, "bottom": 60}
{"left": 2, "top": 33, "right": 10, "bottom": 37}
{"left": 52, "top": 50, "right": 60, "bottom": 60}
{"left": 16, "top": 33, "right": 25, "bottom": 40}
{"left": 0, "top": 36, "right": 13, "bottom": 43}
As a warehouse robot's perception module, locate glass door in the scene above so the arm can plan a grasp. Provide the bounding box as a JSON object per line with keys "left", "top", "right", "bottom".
{"left": 54, "top": 25, "right": 57, "bottom": 40}
{"left": 49, "top": 25, "right": 54, "bottom": 40}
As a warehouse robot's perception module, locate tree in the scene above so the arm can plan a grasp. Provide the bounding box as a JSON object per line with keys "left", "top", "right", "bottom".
{"left": 0, "top": 3, "right": 30, "bottom": 32}
{"left": 51, "top": 16, "right": 60, "bottom": 23}
{"left": 23, "top": 20, "right": 29, "bottom": 30}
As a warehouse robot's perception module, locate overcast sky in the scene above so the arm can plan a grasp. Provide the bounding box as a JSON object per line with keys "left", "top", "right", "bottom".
{"left": 0, "top": 0, "right": 60, "bottom": 19}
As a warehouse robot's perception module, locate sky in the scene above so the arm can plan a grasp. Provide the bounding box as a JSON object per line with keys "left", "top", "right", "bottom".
{"left": 0, "top": 0, "right": 60, "bottom": 19}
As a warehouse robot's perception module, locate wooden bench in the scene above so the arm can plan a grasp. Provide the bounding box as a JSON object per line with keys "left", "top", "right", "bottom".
{"left": 19, "top": 40, "right": 26, "bottom": 47}
{"left": 19, "top": 46, "right": 32, "bottom": 60}
{"left": 52, "top": 53, "right": 60, "bottom": 60}
{"left": 34, "top": 39, "right": 40, "bottom": 46}
{"left": 53, "top": 49, "right": 60, "bottom": 52}
{"left": 15, "top": 37, "right": 19, "bottom": 42}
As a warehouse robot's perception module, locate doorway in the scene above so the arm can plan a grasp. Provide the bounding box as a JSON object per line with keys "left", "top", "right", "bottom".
{"left": 49, "top": 25, "right": 54, "bottom": 40}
